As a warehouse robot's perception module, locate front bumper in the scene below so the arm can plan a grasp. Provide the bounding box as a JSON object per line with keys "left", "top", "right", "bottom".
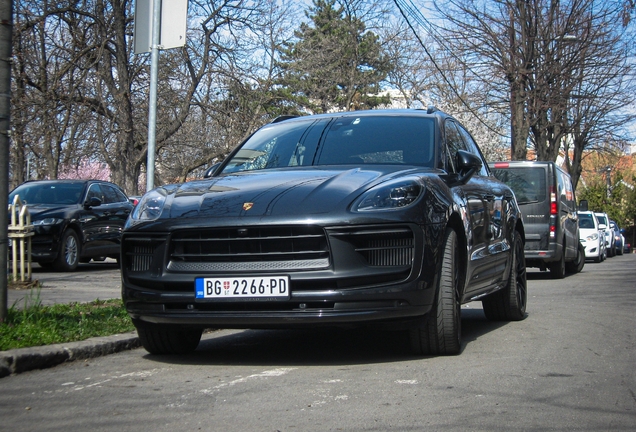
{"left": 581, "top": 240, "right": 600, "bottom": 258}
{"left": 9, "top": 225, "right": 62, "bottom": 263}
{"left": 122, "top": 223, "right": 443, "bottom": 329}
{"left": 124, "top": 283, "right": 432, "bottom": 329}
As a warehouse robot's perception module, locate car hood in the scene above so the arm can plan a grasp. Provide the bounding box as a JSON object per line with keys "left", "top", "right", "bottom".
{"left": 21, "top": 204, "right": 78, "bottom": 220}
{"left": 164, "top": 166, "right": 431, "bottom": 219}
{"left": 579, "top": 227, "right": 599, "bottom": 237}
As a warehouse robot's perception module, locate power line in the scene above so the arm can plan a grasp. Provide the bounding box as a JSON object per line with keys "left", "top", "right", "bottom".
{"left": 392, "top": 0, "right": 505, "bottom": 136}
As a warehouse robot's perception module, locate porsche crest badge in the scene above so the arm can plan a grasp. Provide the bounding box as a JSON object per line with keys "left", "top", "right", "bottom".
{"left": 243, "top": 202, "right": 254, "bottom": 211}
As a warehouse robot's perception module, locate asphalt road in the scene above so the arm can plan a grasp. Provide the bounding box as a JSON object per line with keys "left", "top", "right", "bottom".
{"left": 1, "top": 255, "right": 635, "bottom": 431}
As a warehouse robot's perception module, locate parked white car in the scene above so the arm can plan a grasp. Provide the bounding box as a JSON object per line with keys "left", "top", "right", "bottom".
{"left": 595, "top": 212, "right": 615, "bottom": 257}
{"left": 578, "top": 211, "right": 606, "bottom": 262}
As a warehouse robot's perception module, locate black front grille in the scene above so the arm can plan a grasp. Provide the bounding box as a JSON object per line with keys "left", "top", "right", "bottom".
{"left": 131, "top": 243, "right": 154, "bottom": 272}
{"left": 123, "top": 235, "right": 168, "bottom": 273}
{"left": 168, "top": 226, "right": 330, "bottom": 272}
{"left": 329, "top": 227, "right": 414, "bottom": 267}
{"left": 358, "top": 236, "right": 414, "bottom": 266}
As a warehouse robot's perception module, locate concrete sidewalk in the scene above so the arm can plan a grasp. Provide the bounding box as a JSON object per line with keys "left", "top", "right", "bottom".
{"left": 2, "top": 260, "right": 140, "bottom": 378}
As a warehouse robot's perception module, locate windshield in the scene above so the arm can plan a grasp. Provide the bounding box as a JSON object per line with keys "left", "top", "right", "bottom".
{"left": 9, "top": 182, "right": 86, "bottom": 205}
{"left": 221, "top": 115, "right": 436, "bottom": 174}
{"left": 578, "top": 213, "right": 596, "bottom": 229}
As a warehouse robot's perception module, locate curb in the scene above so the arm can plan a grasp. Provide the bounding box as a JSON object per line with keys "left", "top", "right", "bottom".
{"left": 0, "top": 332, "right": 141, "bottom": 378}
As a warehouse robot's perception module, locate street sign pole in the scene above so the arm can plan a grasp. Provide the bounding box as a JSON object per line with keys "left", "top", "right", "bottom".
{"left": 134, "top": 0, "right": 187, "bottom": 192}
{"left": 146, "top": 0, "right": 161, "bottom": 192}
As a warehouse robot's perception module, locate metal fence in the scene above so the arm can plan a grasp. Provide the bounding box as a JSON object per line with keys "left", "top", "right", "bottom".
{"left": 7, "top": 195, "right": 33, "bottom": 282}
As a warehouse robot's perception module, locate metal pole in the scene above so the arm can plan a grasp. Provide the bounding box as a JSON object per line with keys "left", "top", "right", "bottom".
{"left": 0, "top": 0, "right": 12, "bottom": 322}
{"left": 146, "top": 0, "right": 161, "bottom": 192}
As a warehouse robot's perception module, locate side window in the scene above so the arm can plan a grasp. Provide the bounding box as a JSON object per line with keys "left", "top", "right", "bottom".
{"left": 113, "top": 187, "right": 129, "bottom": 203}
{"left": 101, "top": 185, "right": 120, "bottom": 204}
{"left": 457, "top": 123, "right": 489, "bottom": 176}
{"left": 86, "top": 184, "right": 104, "bottom": 202}
{"left": 103, "top": 185, "right": 128, "bottom": 204}
{"left": 444, "top": 121, "right": 468, "bottom": 173}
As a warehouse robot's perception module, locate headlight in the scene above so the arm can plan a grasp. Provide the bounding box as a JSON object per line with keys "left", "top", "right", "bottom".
{"left": 353, "top": 177, "right": 423, "bottom": 212}
{"left": 586, "top": 233, "right": 598, "bottom": 241}
{"left": 131, "top": 188, "right": 168, "bottom": 221}
{"left": 32, "top": 218, "right": 63, "bottom": 226}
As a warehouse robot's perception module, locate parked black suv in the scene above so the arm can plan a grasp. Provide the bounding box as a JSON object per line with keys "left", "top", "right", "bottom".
{"left": 122, "top": 109, "right": 527, "bottom": 356}
{"left": 490, "top": 161, "right": 584, "bottom": 278}
{"left": 9, "top": 179, "right": 133, "bottom": 271}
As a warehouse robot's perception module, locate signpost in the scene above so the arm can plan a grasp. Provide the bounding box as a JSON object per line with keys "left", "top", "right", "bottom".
{"left": 134, "top": 0, "right": 188, "bottom": 191}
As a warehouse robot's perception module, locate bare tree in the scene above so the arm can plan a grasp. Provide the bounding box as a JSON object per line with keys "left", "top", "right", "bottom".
{"left": 153, "top": 0, "right": 301, "bottom": 183}
{"left": 11, "top": 0, "right": 97, "bottom": 187}
{"left": 411, "top": 0, "right": 635, "bottom": 174}
{"left": 10, "top": 0, "right": 290, "bottom": 194}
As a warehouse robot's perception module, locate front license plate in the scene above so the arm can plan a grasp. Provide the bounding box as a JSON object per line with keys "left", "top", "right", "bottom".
{"left": 195, "top": 276, "right": 290, "bottom": 300}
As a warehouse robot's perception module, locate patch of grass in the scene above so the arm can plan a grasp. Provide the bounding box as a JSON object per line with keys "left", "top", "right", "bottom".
{"left": 0, "top": 287, "right": 134, "bottom": 351}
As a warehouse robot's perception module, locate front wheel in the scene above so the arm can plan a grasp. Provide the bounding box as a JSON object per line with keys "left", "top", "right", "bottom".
{"left": 409, "top": 229, "right": 461, "bottom": 356}
{"left": 133, "top": 319, "right": 203, "bottom": 355}
{"left": 482, "top": 231, "right": 527, "bottom": 321}
{"left": 53, "top": 229, "right": 80, "bottom": 272}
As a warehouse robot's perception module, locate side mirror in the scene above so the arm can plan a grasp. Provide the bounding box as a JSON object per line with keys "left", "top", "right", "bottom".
{"left": 84, "top": 197, "right": 102, "bottom": 208}
{"left": 204, "top": 163, "right": 221, "bottom": 178}
{"left": 455, "top": 150, "right": 482, "bottom": 184}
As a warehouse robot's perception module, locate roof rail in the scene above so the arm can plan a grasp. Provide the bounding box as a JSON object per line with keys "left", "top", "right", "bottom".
{"left": 271, "top": 115, "right": 298, "bottom": 124}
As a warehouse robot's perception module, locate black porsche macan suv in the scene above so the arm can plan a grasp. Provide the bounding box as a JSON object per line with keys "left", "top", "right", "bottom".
{"left": 122, "top": 108, "right": 527, "bottom": 356}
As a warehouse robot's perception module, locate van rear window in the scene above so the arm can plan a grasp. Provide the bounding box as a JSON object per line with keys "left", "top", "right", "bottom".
{"left": 492, "top": 167, "right": 546, "bottom": 204}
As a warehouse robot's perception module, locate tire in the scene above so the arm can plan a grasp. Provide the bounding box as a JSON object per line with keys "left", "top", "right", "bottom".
{"left": 565, "top": 242, "right": 585, "bottom": 274}
{"left": 53, "top": 229, "right": 80, "bottom": 272}
{"left": 409, "top": 229, "right": 461, "bottom": 356}
{"left": 482, "top": 231, "right": 527, "bottom": 321}
{"left": 133, "top": 319, "right": 202, "bottom": 355}
{"left": 549, "top": 248, "right": 566, "bottom": 279}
